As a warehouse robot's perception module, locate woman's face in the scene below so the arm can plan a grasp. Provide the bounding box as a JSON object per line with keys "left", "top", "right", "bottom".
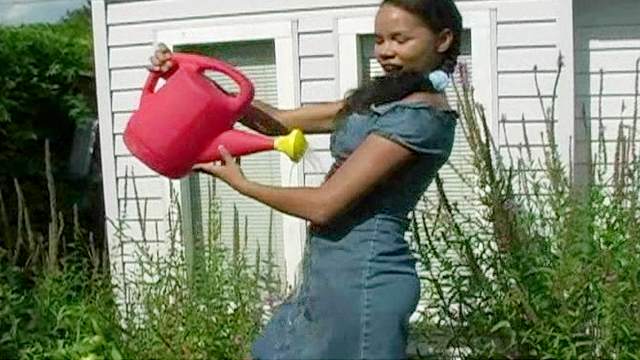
{"left": 374, "top": 4, "right": 452, "bottom": 75}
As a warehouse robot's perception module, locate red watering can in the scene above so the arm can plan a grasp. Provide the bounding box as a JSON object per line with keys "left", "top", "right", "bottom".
{"left": 123, "top": 53, "right": 307, "bottom": 179}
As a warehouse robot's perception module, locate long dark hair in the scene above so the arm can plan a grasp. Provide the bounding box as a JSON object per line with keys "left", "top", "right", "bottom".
{"left": 338, "top": 0, "right": 463, "bottom": 117}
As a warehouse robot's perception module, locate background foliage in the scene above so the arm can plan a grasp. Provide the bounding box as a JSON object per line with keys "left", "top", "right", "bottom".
{"left": 411, "top": 59, "right": 640, "bottom": 359}
{"left": 0, "top": 6, "right": 99, "bottom": 246}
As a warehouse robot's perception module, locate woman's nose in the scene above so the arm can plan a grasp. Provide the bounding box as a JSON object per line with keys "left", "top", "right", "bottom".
{"left": 376, "top": 43, "right": 395, "bottom": 59}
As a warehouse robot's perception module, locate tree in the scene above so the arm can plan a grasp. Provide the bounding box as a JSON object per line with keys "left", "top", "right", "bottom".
{"left": 0, "top": 4, "right": 101, "bottom": 254}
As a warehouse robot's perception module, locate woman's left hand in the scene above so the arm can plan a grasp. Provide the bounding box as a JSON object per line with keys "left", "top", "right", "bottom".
{"left": 192, "top": 145, "right": 247, "bottom": 188}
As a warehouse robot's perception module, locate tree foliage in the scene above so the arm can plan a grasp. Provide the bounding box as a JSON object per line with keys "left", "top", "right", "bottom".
{"left": 0, "top": 6, "right": 97, "bottom": 232}
{"left": 0, "top": 6, "right": 93, "bottom": 176}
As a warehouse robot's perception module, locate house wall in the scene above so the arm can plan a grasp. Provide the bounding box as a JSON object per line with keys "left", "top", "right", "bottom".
{"left": 573, "top": 0, "right": 640, "bottom": 181}
{"left": 496, "top": 0, "right": 574, "bottom": 172}
{"left": 93, "top": 0, "right": 575, "bottom": 296}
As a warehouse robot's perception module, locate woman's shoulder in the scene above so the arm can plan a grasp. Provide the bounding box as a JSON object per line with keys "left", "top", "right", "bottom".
{"left": 366, "top": 94, "right": 457, "bottom": 156}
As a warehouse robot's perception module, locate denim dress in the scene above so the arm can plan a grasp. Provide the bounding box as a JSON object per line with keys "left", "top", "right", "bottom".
{"left": 252, "top": 100, "right": 457, "bottom": 360}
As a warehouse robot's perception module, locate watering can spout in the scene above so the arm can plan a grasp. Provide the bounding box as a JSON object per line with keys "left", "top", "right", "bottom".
{"left": 274, "top": 129, "right": 307, "bottom": 162}
{"left": 196, "top": 128, "right": 308, "bottom": 164}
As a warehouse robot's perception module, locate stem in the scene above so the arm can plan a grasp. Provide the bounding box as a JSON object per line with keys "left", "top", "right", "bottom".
{"left": 0, "top": 187, "right": 12, "bottom": 252}
{"left": 597, "top": 69, "right": 607, "bottom": 167}
{"left": 501, "top": 118, "right": 515, "bottom": 169}
{"left": 46, "top": 139, "right": 60, "bottom": 273}
{"left": 12, "top": 179, "right": 24, "bottom": 266}
{"left": 131, "top": 170, "right": 148, "bottom": 244}
{"left": 521, "top": 114, "right": 533, "bottom": 162}
{"left": 14, "top": 179, "right": 35, "bottom": 268}
{"left": 631, "top": 57, "right": 639, "bottom": 165}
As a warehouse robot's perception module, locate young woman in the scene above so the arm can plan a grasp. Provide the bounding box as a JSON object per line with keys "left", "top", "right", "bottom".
{"left": 150, "top": 0, "right": 462, "bottom": 358}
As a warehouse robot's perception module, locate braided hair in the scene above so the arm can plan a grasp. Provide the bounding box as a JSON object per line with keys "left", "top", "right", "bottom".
{"left": 338, "top": 0, "right": 463, "bottom": 117}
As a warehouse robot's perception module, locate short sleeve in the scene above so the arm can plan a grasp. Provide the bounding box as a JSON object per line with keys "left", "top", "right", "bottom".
{"left": 369, "top": 102, "right": 457, "bottom": 155}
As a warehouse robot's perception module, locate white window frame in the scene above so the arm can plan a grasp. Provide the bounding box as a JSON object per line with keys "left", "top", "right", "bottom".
{"left": 155, "top": 20, "right": 304, "bottom": 288}
{"left": 336, "top": 5, "right": 499, "bottom": 138}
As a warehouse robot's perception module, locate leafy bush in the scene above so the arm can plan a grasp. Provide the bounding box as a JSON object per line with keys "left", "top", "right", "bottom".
{"left": 0, "top": 7, "right": 93, "bottom": 175}
{"left": 111, "top": 176, "right": 283, "bottom": 359}
{"left": 410, "top": 58, "right": 640, "bottom": 358}
{"left": 115, "top": 230, "right": 266, "bottom": 359}
{"left": 0, "top": 7, "right": 98, "bottom": 248}
{"left": 1, "top": 158, "right": 283, "bottom": 360}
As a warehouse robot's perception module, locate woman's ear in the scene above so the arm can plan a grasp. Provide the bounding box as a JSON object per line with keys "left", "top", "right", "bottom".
{"left": 436, "top": 28, "right": 454, "bottom": 54}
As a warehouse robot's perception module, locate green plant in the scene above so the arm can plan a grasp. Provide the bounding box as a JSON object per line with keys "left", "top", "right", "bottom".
{"left": 0, "top": 7, "right": 99, "bottom": 255}
{"left": 410, "top": 55, "right": 640, "bottom": 359}
{"left": 0, "top": 138, "right": 121, "bottom": 360}
{"left": 0, "top": 9, "right": 93, "bottom": 171}
{"left": 103, "top": 170, "right": 284, "bottom": 359}
{"left": 1, "top": 145, "right": 282, "bottom": 359}
{"left": 0, "top": 259, "right": 123, "bottom": 360}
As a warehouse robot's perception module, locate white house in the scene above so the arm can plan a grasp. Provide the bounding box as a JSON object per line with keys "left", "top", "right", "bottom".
{"left": 90, "top": 0, "right": 639, "bottom": 299}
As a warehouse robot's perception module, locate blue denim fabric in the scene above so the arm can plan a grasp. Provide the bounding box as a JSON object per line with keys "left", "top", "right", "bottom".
{"left": 252, "top": 100, "right": 457, "bottom": 360}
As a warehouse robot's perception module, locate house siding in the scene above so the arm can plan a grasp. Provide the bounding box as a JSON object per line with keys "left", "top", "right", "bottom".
{"left": 94, "top": 0, "right": 576, "bottom": 296}
{"left": 493, "top": 0, "right": 571, "bottom": 171}
{"left": 574, "top": 0, "right": 640, "bottom": 180}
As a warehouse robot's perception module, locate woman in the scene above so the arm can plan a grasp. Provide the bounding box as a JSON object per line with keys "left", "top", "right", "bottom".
{"left": 150, "top": 0, "right": 462, "bottom": 358}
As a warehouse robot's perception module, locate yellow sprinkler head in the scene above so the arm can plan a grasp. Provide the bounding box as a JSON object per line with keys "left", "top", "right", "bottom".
{"left": 274, "top": 128, "right": 307, "bottom": 162}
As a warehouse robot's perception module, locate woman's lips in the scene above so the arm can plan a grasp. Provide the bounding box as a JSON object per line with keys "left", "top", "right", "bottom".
{"left": 382, "top": 64, "right": 403, "bottom": 73}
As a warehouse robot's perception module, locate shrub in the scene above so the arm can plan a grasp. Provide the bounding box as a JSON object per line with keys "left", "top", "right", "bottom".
{"left": 410, "top": 57, "right": 640, "bottom": 358}
{"left": 0, "top": 151, "right": 283, "bottom": 360}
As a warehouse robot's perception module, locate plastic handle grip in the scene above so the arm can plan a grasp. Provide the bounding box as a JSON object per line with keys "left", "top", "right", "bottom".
{"left": 140, "top": 57, "right": 179, "bottom": 104}
{"left": 140, "top": 71, "right": 162, "bottom": 105}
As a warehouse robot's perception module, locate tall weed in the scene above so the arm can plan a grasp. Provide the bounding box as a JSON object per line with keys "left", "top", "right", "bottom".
{"left": 411, "top": 56, "right": 640, "bottom": 359}
{"left": 0, "top": 143, "right": 283, "bottom": 360}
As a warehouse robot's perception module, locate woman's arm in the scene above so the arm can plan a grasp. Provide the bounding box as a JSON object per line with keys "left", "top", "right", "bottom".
{"left": 240, "top": 99, "right": 344, "bottom": 135}
{"left": 195, "top": 133, "right": 416, "bottom": 226}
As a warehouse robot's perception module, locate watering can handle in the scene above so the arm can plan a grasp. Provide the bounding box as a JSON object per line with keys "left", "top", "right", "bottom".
{"left": 140, "top": 53, "right": 182, "bottom": 101}
{"left": 140, "top": 70, "right": 163, "bottom": 104}
{"left": 172, "top": 53, "right": 255, "bottom": 113}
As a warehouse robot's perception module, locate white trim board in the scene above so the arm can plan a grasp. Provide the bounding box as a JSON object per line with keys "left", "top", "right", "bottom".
{"left": 91, "top": 0, "right": 121, "bottom": 275}
{"left": 156, "top": 21, "right": 295, "bottom": 44}
{"left": 156, "top": 20, "right": 305, "bottom": 288}
{"left": 105, "top": 0, "right": 556, "bottom": 25}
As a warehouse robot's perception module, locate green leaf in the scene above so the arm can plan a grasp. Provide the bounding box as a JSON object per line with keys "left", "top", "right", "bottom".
{"left": 490, "top": 320, "right": 511, "bottom": 333}
{"left": 110, "top": 345, "right": 123, "bottom": 360}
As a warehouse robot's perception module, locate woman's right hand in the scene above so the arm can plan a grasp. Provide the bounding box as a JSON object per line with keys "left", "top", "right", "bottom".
{"left": 148, "top": 43, "right": 173, "bottom": 73}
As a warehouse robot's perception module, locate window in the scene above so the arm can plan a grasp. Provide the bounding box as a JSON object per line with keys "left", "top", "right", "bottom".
{"left": 175, "top": 40, "right": 284, "bottom": 281}
{"left": 337, "top": 8, "right": 497, "bottom": 217}
{"left": 157, "top": 21, "right": 303, "bottom": 288}
{"left": 357, "top": 31, "right": 476, "bottom": 215}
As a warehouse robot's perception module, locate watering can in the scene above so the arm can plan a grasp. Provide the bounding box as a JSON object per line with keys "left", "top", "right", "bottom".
{"left": 123, "top": 53, "right": 307, "bottom": 179}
